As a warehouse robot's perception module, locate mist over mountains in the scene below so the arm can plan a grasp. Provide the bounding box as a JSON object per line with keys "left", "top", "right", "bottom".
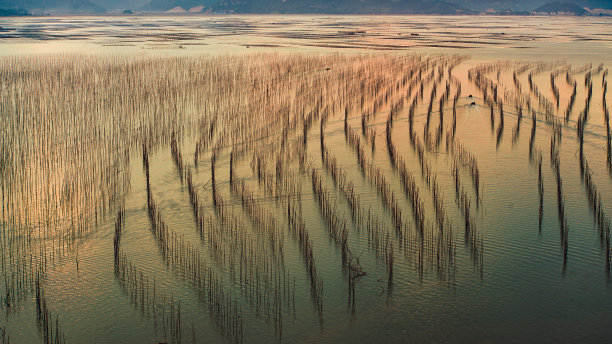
{"left": 1, "top": 0, "right": 610, "bottom": 14}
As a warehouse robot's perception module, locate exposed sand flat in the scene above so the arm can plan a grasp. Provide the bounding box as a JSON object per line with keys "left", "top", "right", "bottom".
{"left": 0, "top": 15, "right": 610, "bottom": 63}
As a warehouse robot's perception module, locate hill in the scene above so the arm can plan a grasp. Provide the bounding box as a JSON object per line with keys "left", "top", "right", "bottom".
{"left": 139, "top": 0, "right": 611, "bottom": 13}
{"left": 444, "top": 0, "right": 610, "bottom": 11}
{"left": 91, "top": 0, "right": 148, "bottom": 11}
{"left": 140, "top": 0, "right": 470, "bottom": 14}
{"left": 533, "top": 2, "right": 588, "bottom": 14}
{"left": 0, "top": 0, "right": 106, "bottom": 13}
{"left": 138, "top": 0, "right": 215, "bottom": 11}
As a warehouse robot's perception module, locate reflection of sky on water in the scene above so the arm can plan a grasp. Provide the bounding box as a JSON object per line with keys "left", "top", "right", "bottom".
{"left": 0, "top": 15, "right": 611, "bottom": 63}
{"left": 0, "top": 17, "right": 611, "bottom": 343}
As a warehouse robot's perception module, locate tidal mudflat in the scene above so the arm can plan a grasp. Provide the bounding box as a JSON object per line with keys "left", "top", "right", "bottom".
{"left": 0, "top": 15, "right": 611, "bottom": 344}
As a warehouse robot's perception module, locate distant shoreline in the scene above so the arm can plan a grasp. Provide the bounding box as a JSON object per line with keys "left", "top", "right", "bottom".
{"left": 2, "top": 12, "right": 611, "bottom": 17}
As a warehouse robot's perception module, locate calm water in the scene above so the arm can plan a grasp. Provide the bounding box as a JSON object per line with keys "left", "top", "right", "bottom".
{"left": 0, "top": 15, "right": 611, "bottom": 344}
{"left": 0, "top": 14, "right": 611, "bottom": 62}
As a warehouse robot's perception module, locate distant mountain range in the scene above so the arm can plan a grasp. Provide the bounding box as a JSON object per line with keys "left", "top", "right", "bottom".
{"left": 0, "top": 0, "right": 105, "bottom": 13}
{"left": 140, "top": 0, "right": 612, "bottom": 12}
{"left": 90, "top": 0, "right": 149, "bottom": 11}
{"left": 206, "top": 0, "right": 469, "bottom": 14}
{"left": 533, "top": 2, "right": 589, "bottom": 14}
{"left": 1, "top": 0, "right": 610, "bottom": 14}
{"left": 444, "top": 0, "right": 610, "bottom": 11}
{"left": 138, "top": 0, "right": 214, "bottom": 11}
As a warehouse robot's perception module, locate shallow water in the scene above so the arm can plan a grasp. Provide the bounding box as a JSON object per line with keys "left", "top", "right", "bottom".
{"left": 0, "top": 14, "right": 611, "bottom": 63}
{"left": 0, "top": 15, "right": 611, "bottom": 344}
